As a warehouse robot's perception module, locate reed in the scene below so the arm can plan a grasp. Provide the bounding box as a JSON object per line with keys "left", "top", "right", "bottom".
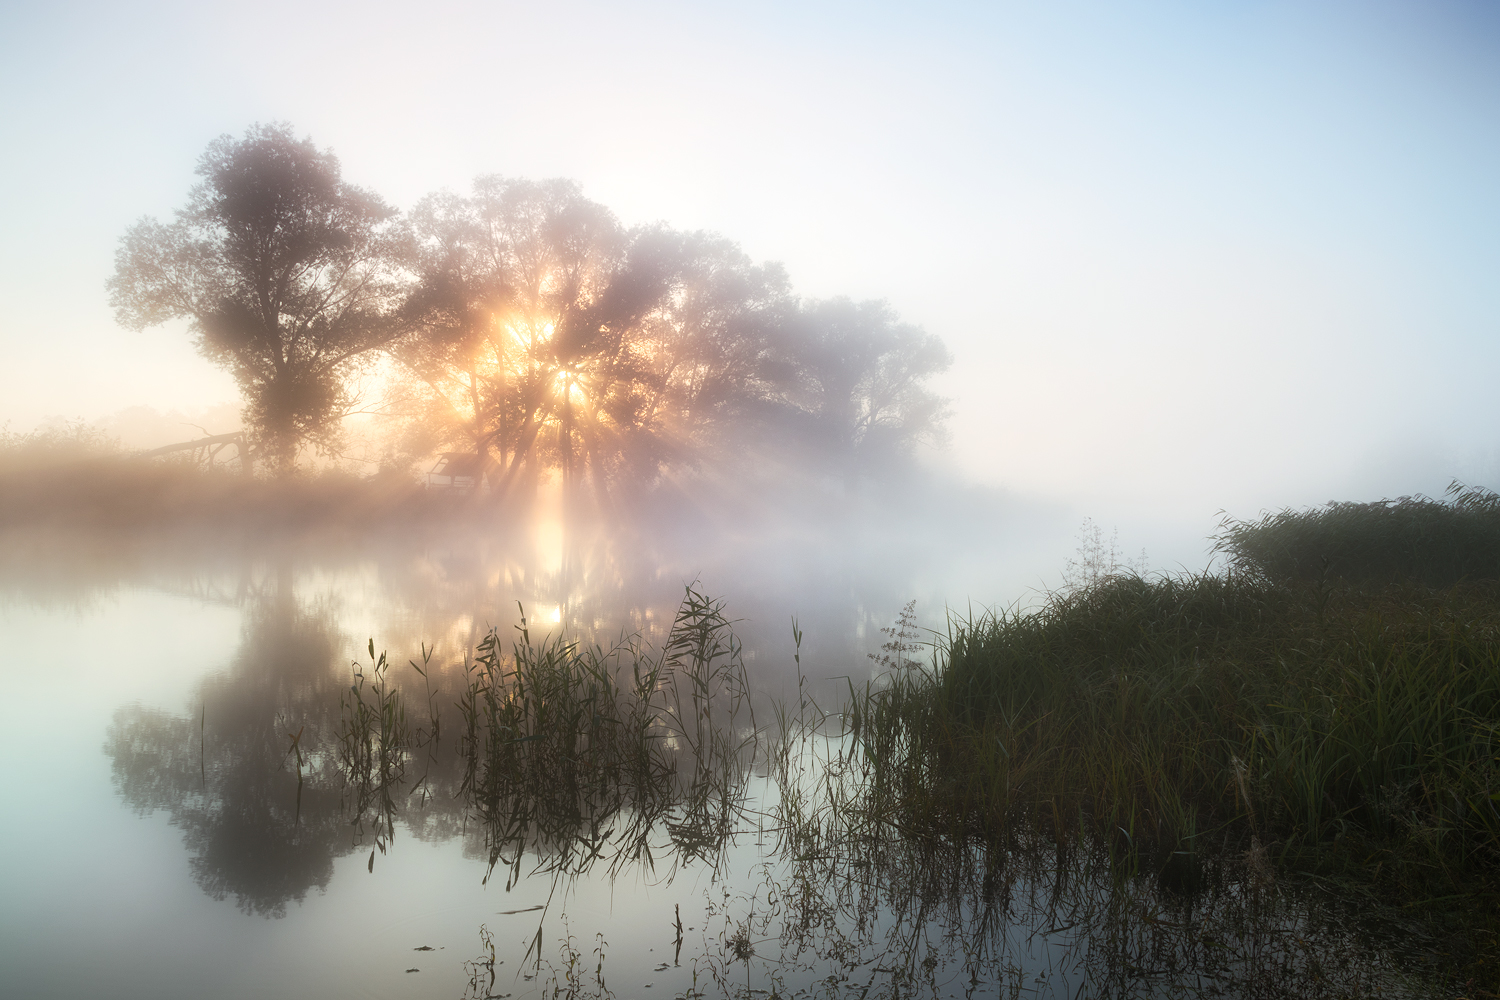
{"left": 315, "top": 578, "right": 1468, "bottom": 993}
{"left": 442, "top": 586, "right": 759, "bottom": 889}
{"left": 823, "top": 571, "right": 1500, "bottom": 984}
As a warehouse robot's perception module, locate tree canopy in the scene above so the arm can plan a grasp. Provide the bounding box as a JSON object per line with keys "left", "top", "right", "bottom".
{"left": 109, "top": 123, "right": 405, "bottom": 470}
{"left": 111, "top": 126, "right": 952, "bottom": 492}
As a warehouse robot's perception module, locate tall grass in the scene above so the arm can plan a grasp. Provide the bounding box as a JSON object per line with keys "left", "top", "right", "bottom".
{"left": 439, "top": 587, "right": 758, "bottom": 887}
{"left": 828, "top": 571, "right": 1500, "bottom": 983}
{"left": 306, "top": 573, "right": 1484, "bottom": 993}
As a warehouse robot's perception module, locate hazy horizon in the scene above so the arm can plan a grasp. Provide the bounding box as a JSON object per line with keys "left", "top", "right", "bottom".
{"left": 4, "top": 0, "right": 1499, "bottom": 573}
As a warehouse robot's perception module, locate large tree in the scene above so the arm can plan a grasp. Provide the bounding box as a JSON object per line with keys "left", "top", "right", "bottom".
{"left": 398, "top": 179, "right": 715, "bottom": 505}
{"left": 397, "top": 177, "right": 821, "bottom": 508}
{"left": 109, "top": 123, "right": 405, "bottom": 470}
{"left": 396, "top": 178, "right": 955, "bottom": 499}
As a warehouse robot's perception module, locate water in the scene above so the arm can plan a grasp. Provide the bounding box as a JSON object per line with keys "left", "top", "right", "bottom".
{"left": 0, "top": 523, "right": 1435, "bottom": 999}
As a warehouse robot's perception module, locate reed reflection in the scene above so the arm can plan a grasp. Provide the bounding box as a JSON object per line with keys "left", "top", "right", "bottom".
{"left": 101, "top": 572, "right": 1426, "bottom": 998}
{"left": 103, "top": 576, "right": 765, "bottom": 918}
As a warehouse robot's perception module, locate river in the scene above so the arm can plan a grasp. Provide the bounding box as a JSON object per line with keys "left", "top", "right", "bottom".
{"left": 0, "top": 516, "right": 1430, "bottom": 999}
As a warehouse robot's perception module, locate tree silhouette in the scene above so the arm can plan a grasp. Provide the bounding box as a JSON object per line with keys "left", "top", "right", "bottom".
{"left": 399, "top": 180, "right": 721, "bottom": 506}
{"left": 628, "top": 233, "right": 797, "bottom": 461}
{"left": 109, "top": 123, "right": 406, "bottom": 471}
{"left": 778, "top": 298, "right": 953, "bottom": 470}
{"left": 398, "top": 179, "right": 853, "bottom": 505}
{"left": 109, "top": 124, "right": 954, "bottom": 487}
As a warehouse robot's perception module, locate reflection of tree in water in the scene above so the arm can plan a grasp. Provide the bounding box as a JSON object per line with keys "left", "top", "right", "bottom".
{"left": 104, "top": 572, "right": 761, "bottom": 920}
{"left": 102, "top": 567, "right": 1426, "bottom": 995}
{"left": 106, "top": 567, "right": 354, "bottom": 917}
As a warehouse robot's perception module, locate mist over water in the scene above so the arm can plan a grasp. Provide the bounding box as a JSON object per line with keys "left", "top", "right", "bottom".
{"left": 0, "top": 499, "right": 1428, "bottom": 999}
{"left": 0, "top": 487, "right": 1022, "bottom": 999}
{"left": 5, "top": 4, "right": 1498, "bottom": 994}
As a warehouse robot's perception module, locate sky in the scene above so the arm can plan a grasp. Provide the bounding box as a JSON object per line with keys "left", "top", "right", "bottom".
{"left": 2, "top": 0, "right": 1498, "bottom": 566}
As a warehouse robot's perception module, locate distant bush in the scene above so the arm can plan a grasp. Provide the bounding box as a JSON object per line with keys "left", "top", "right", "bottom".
{"left": 0, "top": 420, "right": 119, "bottom": 471}
{"left": 0, "top": 452, "right": 448, "bottom": 532}
{"left": 1214, "top": 481, "right": 1500, "bottom": 587}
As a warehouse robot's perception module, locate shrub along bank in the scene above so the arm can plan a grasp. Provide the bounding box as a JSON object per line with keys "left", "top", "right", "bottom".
{"left": 846, "top": 492, "right": 1500, "bottom": 987}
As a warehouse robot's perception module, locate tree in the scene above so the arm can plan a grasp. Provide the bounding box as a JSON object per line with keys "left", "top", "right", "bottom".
{"left": 108, "top": 123, "right": 405, "bottom": 471}
{"left": 398, "top": 179, "right": 817, "bottom": 509}
{"left": 396, "top": 180, "right": 953, "bottom": 498}
{"left": 400, "top": 179, "right": 766, "bottom": 506}
{"left": 396, "top": 178, "right": 631, "bottom": 502}
{"left": 778, "top": 298, "right": 953, "bottom": 468}
{"left": 630, "top": 233, "right": 797, "bottom": 455}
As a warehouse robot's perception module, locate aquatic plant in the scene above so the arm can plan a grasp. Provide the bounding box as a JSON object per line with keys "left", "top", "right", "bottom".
{"left": 817, "top": 571, "right": 1500, "bottom": 987}
{"left": 450, "top": 586, "right": 759, "bottom": 892}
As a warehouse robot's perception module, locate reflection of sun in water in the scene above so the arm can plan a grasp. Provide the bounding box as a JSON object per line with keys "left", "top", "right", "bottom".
{"left": 549, "top": 605, "right": 562, "bottom": 624}
{"left": 534, "top": 516, "right": 564, "bottom": 576}
{"left": 446, "top": 614, "right": 475, "bottom": 651}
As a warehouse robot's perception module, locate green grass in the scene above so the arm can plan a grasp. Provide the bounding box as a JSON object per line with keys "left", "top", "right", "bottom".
{"left": 831, "top": 570, "right": 1500, "bottom": 986}
{"left": 1215, "top": 481, "right": 1500, "bottom": 587}
{"left": 338, "top": 585, "right": 760, "bottom": 895}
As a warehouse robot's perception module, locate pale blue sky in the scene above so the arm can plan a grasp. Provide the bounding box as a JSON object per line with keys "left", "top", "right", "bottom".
{"left": 2, "top": 0, "right": 1497, "bottom": 546}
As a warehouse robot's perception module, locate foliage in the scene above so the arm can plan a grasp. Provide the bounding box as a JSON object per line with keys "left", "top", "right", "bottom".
{"left": 108, "top": 122, "right": 406, "bottom": 470}
{"left": 1214, "top": 481, "right": 1500, "bottom": 587}
{"left": 0, "top": 419, "right": 119, "bottom": 470}
{"left": 452, "top": 586, "right": 758, "bottom": 889}
{"left": 394, "top": 178, "right": 953, "bottom": 502}
{"left": 109, "top": 127, "right": 952, "bottom": 487}
{"left": 778, "top": 297, "right": 953, "bottom": 465}
{"left": 830, "top": 572, "right": 1500, "bottom": 985}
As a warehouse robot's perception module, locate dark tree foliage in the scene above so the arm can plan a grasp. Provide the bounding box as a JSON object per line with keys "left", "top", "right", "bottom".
{"left": 109, "top": 123, "right": 405, "bottom": 471}
{"left": 111, "top": 127, "right": 953, "bottom": 490}
{"left": 397, "top": 177, "right": 809, "bottom": 505}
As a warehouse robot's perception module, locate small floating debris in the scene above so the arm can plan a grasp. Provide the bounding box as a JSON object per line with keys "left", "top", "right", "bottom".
{"left": 414, "top": 945, "right": 434, "bottom": 951}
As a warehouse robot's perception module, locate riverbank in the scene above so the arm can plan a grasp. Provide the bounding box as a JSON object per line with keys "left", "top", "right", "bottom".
{"left": 837, "top": 570, "right": 1500, "bottom": 989}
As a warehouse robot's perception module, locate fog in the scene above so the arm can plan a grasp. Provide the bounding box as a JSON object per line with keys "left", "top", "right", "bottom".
{"left": 7, "top": 9, "right": 1499, "bottom": 993}
{"left": 2, "top": 1, "right": 1497, "bottom": 582}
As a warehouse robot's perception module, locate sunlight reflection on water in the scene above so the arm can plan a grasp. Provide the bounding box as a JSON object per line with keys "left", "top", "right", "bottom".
{"left": 0, "top": 524, "right": 1432, "bottom": 999}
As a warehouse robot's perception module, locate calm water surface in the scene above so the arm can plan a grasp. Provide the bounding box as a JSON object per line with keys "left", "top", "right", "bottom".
{"left": 0, "top": 525, "right": 1432, "bottom": 999}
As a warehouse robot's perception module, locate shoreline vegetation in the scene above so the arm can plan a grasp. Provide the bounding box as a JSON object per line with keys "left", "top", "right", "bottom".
{"left": 103, "top": 124, "right": 955, "bottom": 489}
{"left": 73, "top": 460, "right": 1500, "bottom": 993}
{"left": 0, "top": 419, "right": 960, "bottom": 537}
{"left": 843, "top": 483, "right": 1500, "bottom": 991}
{"left": 0, "top": 420, "right": 487, "bottom": 531}
{"left": 306, "top": 485, "right": 1500, "bottom": 994}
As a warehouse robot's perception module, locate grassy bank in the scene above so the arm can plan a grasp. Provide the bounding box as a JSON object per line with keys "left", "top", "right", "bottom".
{"left": 840, "top": 570, "right": 1500, "bottom": 985}
{"left": 0, "top": 456, "right": 467, "bottom": 530}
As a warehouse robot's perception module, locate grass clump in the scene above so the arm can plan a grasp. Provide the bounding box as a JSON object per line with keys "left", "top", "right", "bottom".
{"left": 448, "top": 586, "right": 758, "bottom": 887}
{"left": 843, "top": 571, "right": 1500, "bottom": 985}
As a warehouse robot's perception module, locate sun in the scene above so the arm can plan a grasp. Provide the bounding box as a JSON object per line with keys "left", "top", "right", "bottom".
{"left": 552, "top": 368, "right": 588, "bottom": 407}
